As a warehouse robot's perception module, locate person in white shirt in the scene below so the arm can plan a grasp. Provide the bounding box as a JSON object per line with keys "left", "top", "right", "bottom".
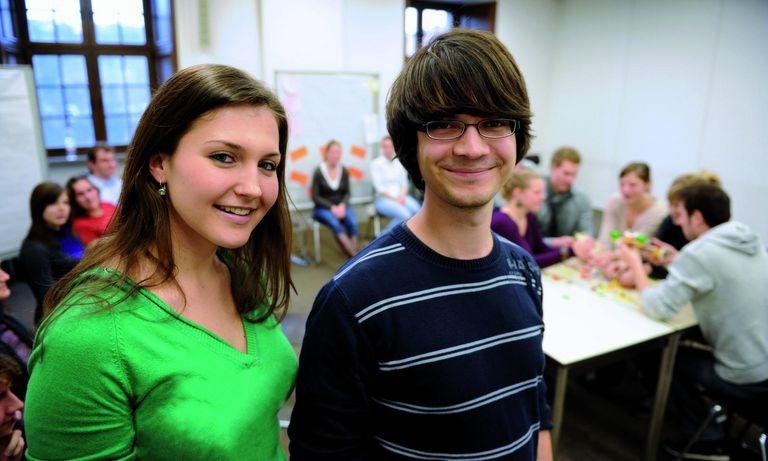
{"left": 86, "top": 144, "right": 123, "bottom": 206}
{"left": 369, "top": 135, "right": 420, "bottom": 233}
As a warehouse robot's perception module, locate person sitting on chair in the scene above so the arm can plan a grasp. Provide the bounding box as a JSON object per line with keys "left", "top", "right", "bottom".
{"left": 311, "top": 139, "right": 358, "bottom": 257}
{"left": 619, "top": 183, "right": 768, "bottom": 460}
{"left": 67, "top": 175, "right": 117, "bottom": 245}
{"left": 370, "top": 135, "right": 420, "bottom": 233}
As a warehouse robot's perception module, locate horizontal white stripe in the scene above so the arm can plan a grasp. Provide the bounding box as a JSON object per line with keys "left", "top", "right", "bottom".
{"left": 373, "top": 376, "right": 542, "bottom": 414}
{"left": 334, "top": 243, "right": 405, "bottom": 281}
{"left": 378, "top": 326, "right": 543, "bottom": 371}
{"left": 357, "top": 275, "right": 527, "bottom": 323}
{"left": 376, "top": 422, "right": 540, "bottom": 460}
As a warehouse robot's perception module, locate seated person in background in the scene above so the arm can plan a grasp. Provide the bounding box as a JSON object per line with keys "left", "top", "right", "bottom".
{"left": 536, "top": 146, "right": 594, "bottom": 249}
{"left": 619, "top": 183, "right": 768, "bottom": 459}
{"left": 86, "top": 143, "right": 122, "bottom": 206}
{"left": 311, "top": 139, "right": 358, "bottom": 257}
{"left": 67, "top": 175, "right": 116, "bottom": 245}
{"left": 492, "top": 169, "right": 594, "bottom": 269}
{"left": 370, "top": 135, "right": 420, "bottom": 233}
{"left": 597, "top": 161, "right": 667, "bottom": 248}
{"left": 649, "top": 170, "right": 722, "bottom": 278}
{"left": 19, "top": 182, "right": 82, "bottom": 324}
{"left": 0, "top": 353, "right": 24, "bottom": 461}
{"left": 0, "top": 266, "right": 33, "bottom": 371}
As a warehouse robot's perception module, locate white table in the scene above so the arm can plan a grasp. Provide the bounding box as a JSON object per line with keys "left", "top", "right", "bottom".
{"left": 541, "top": 260, "right": 697, "bottom": 461}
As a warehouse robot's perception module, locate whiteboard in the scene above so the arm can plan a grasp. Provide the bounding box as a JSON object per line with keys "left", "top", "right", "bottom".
{"left": 274, "top": 71, "right": 380, "bottom": 209}
{"left": 0, "top": 66, "right": 47, "bottom": 259}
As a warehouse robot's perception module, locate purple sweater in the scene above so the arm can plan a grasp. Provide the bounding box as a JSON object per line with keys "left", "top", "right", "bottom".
{"left": 491, "top": 210, "right": 570, "bottom": 268}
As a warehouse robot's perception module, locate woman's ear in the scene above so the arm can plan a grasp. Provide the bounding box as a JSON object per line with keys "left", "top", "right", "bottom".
{"left": 148, "top": 153, "right": 169, "bottom": 184}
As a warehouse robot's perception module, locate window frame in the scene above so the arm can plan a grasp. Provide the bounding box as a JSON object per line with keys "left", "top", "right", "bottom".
{"left": 405, "top": 1, "right": 496, "bottom": 60}
{"left": 0, "top": 0, "right": 176, "bottom": 157}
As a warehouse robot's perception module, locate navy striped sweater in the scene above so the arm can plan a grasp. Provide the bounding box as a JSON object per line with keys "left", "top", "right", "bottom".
{"left": 289, "top": 224, "right": 552, "bottom": 460}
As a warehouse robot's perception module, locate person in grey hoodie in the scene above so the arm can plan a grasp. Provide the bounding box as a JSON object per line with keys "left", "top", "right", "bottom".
{"left": 620, "top": 183, "right": 768, "bottom": 459}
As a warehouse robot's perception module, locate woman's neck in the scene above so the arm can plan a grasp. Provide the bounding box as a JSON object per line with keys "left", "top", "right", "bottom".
{"left": 502, "top": 202, "right": 528, "bottom": 221}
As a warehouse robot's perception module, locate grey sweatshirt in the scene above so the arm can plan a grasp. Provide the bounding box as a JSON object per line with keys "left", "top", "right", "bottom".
{"left": 641, "top": 221, "right": 768, "bottom": 384}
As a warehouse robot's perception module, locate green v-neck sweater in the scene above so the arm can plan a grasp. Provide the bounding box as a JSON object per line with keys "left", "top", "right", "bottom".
{"left": 25, "top": 271, "right": 297, "bottom": 460}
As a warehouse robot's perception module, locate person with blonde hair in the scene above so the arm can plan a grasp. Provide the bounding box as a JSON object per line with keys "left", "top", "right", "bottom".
{"left": 492, "top": 170, "right": 594, "bottom": 268}
{"left": 311, "top": 139, "right": 359, "bottom": 257}
{"left": 25, "top": 64, "right": 297, "bottom": 459}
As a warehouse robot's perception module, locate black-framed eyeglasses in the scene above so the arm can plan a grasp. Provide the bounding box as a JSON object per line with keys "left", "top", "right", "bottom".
{"left": 420, "top": 119, "right": 519, "bottom": 140}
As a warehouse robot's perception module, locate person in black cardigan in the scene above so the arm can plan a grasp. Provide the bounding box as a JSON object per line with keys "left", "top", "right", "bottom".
{"left": 18, "top": 182, "right": 82, "bottom": 324}
{"left": 311, "top": 139, "right": 359, "bottom": 257}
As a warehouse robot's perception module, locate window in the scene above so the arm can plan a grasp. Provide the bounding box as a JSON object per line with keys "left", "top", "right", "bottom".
{"left": 0, "top": 0, "right": 176, "bottom": 157}
{"left": 405, "top": 1, "right": 496, "bottom": 59}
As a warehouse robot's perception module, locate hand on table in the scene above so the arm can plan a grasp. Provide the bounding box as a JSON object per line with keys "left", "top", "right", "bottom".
{"left": 571, "top": 236, "right": 595, "bottom": 261}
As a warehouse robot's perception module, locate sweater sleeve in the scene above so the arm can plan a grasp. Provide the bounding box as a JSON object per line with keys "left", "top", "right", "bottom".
{"left": 527, "top": 214, "right": 566, "bottom": 269}
{"left": 288, "top": 281, "right": 374, "bottom": 460}
{"left": 19, "top": 243, "right": 55, "bottom": 307}
{"left": 25, "top": 306, "right": 136, "bottom": 460}
{"left": 641, "top": 251, "right": 713, "bottom": 320}
{"left": 339, "top": 168, "right": 351, "bottom": 204}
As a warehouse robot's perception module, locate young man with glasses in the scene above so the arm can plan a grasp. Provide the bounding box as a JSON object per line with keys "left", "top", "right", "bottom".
{"left": 289, "top": 29, "right": 553, "bottom": 460}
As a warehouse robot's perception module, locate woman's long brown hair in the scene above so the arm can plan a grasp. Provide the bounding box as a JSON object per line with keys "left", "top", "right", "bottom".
{"left": 40, "top": 64, "right": 293, "bottom": 331}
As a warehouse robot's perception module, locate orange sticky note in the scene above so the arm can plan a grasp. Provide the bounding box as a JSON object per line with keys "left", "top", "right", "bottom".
{"left": 290, "top": 170, "right": 310, "bottom": 186}
{"left": 350, "top": 145, "right": 367, "bottom": 158}
{"left": 289, "top": 146, "right": 308, "bottom": 161}
{"left": 348, "top": 166, "right": 364, "bottom": 181}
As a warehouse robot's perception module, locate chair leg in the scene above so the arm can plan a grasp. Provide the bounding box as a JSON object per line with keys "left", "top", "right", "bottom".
{"left": 676, "top": 404, "right": 725, "bottom": 461}
{"left": 312, "top": 221, "right": 321, "bottom": 263}
{"left": 373, "top": 214, "right": 381, "bottom": 237}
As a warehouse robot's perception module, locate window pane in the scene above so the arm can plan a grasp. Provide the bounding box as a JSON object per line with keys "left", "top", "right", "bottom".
{"left": 93, "top": 11, "right": 119, "bottom": 43}
{"left": 26, "top": 6, "right": 55, "bottom": 42}
{"left": 31, "top": 55, "right": 61, "bottom": 85}
{"left": 422, "top": 9, "right": 452, "bottom": 46}
{"left": 153, "top": 15, "right": 170, "bottom": 44}
{"left": 98, "top": 55, "right": 125, "bottom": 85}
{"left": 41, "top": 116, "right": 66, "bottom": 148}
{"left": 92, "top": 0, "right": 145, "bottom": 45}
{"left": 60, "top": 55, "right": 87, "bottom": 85}
{"left": 126, "top": 86, "right": 150, "bottom": 113}
{"left": 101, "top": 86, "right": 126, "bottom": 115}
{"left": 70, "top": 116, "right": 95, "bottom": 146}
{"left": 64, "top": 87, "right": 92, "bottom": 116}
{"left": 36, "top": 87, "right": 65, "bottom": 116}
{"left": 405, "top": 7, "right": 417, "bottom": 35}
{"left": 124, "top": 56, "right": 149, "bottom": 84}
{"left": 54, "top": 5, "right": 82, "bottom": 42}
{"left": 120, "top": 11, "right": 145, "bottom": 45}
{"left": 105, "top": 114, "right": 130, "bottom": 146}
{"left": 26, "top": 0, "right": 81, "bottom": 43}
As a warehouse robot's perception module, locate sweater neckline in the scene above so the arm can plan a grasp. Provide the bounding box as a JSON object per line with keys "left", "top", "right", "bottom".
{"left": 93, "top": 267, "right": 259, "bottom": 360}
{"left": 391, "top": 223, "right": 502, "bottom": 272}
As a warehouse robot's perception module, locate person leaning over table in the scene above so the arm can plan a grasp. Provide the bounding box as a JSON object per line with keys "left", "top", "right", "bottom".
{"left": 618, "top": 183, "right": 768, "bottom": 460}
{"left": 492, "top": 169, "right": 594, "bottom": 269}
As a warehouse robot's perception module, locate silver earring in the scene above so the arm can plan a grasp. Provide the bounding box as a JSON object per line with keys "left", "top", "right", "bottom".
{"left": 158, "top": 184, "right": 167, "bottom": 196}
